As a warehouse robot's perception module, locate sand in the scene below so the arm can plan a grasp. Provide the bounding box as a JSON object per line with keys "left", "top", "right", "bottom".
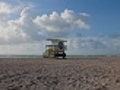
{"left": 0, "top": 56, "right": 120, "bottom": 90}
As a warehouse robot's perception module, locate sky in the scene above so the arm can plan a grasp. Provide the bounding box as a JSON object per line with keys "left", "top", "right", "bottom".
{"left": 0, "top": 0, "right": 120, "bottom": 55}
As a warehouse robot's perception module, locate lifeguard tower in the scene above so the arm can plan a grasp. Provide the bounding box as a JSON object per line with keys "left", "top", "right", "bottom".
{"left": 43, "top": 38, "right": 67, "bottom": 58}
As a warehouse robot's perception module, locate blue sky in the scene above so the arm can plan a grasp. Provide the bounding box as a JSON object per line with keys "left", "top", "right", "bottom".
{"left": 0, "top": 0, "right": 120, "bottom": 55}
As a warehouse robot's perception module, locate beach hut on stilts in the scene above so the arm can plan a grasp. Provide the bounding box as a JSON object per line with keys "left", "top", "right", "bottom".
{"left": 43, "top": 38, "right": 67, "bottom": 59}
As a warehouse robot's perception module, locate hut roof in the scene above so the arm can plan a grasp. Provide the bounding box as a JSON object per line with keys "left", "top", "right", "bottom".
{"left": 47, "top": 38, "right": 67, "bottom": 42}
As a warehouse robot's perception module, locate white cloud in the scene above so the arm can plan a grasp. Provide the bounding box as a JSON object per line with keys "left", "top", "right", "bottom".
{"left": 33, "top": 9, "right": 90, "bottom": 33}
{"left": 79, "top": 13, "right": 90, "bottom": 17}
{"left": 0, "top": 2, "right": 14, "bottom": 27}
{"left": 0, "top": 43, "right": 45, "bottom": 55}
{"left": 68, "top": 36, "right": 120, "bottom": 55}
{"left": 0, "top": 2, "right": 15, "bottom": 14}
{"left": 0, "top": 6, "right": 39, "bottom": 44}
{"left": 69, "top": 36, "right": 107, "bottom": 50}
{"left": 0, "top": 2, "right": 89, "bottom": 54}
{"left": 0, "top": 3, "right": 90, "bottom": 45}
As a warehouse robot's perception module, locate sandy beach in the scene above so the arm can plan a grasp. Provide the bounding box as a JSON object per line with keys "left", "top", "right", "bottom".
{"left": 0, "top": 56, "right": 120, "bottom": 90}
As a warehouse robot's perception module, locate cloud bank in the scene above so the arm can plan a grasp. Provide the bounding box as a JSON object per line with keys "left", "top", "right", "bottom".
{"left": 68, "top": 36, "right": 120, "bottom": 55}
{"left": 0, "top": 2, "right": 90, "bottom": 45}
{"left": 34, "top": 9, "right": 90, "bottom": 32}
{"left": 0, "top": 1, "right": 119, "bottom": 55}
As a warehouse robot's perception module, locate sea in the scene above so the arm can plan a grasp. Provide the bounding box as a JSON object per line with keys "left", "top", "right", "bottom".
{"left": 0, "top": 55, "right": 42, "bottom": 58}
{"left": 0, "top": 55, "right": 114, "bottom": 59}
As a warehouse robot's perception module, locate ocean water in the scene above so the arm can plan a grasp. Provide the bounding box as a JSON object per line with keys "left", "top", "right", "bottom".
{"left": 0, "top": 55, "right": 108, "bottom": 58}
{"left": 0, "top": 55, "right": 42, "bottom": 58}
